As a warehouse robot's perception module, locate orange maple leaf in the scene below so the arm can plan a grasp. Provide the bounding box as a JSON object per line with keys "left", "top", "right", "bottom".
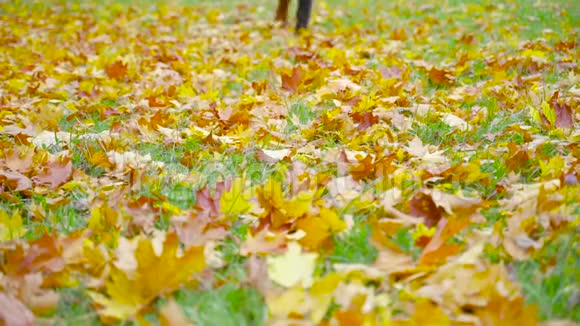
{"left": 476, "top": 293, "right": 538, "bottom": 326}
{"left": 418, "top": 217, "right": 470, "bottom": 266}
{"left": 105, "top": 61, "right": 128, "bottom": 80}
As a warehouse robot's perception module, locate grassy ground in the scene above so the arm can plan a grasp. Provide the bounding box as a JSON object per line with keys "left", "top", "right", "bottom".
{"left": 1, "top": 0, "right": 579, "bottom": 325}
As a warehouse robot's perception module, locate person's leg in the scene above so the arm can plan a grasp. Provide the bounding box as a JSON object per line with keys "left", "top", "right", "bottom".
{"left": 296, "top": 0, "right": 313, "bottom": 30}
{"left": 275, "top": 0, "right": 291, "bottom": 25}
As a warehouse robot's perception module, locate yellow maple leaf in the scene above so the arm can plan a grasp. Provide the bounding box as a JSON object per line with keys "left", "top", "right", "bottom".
{"left": 161, "top": 201, "right": 181, "bottom": 216}
{"left": 476, "top": 293, "right": 538, "bottom": 326}
{"left": 0, "top": 209, "right": 26, "bottom": 241}
{"left": 310, "top": 273, "right": 343, "bottom": 296}
{"left": 267, "top": 242, "right": 317, "bottom": 288}
{"left": 267, "top": 286, "right": 311, "bottom": 320}
{"left": 354, "top": 93, "right": 379, "bottom": 112}
{"left": 296, "top": 216, "right": 330, "bottom": 250}
{"left": 205, "top": 8, "right": 221, "bottom": 25}
{"left": 257, "top": 177, "right": 319, "bottom": 228}
{"left": 541, "top": 100, "right": 556, "bottom": 126}
{"left": 296, "top": 206, "right": 346, "bottom": 250}
{"left": 283, "top": 190, "right": 315, "bottom": 219}
{"left": 319, "top": 206, "right": 346, "bottom": 232}
{"left": 309, "top": 273, "right": 345, "bottom": 323}
{"left": 220, "top": 177, "right": 253, "bottom": 219}
{"left": 257, "top": 178, "right": 284, "bottom": 211}
{"left": 411, "top": 300, "right": 450, "bottom": 326}
{"left": 539, "top": 156, "right": 564, "bottom": 179}
{"left": 90, "top": 233, "right": 205, "bottom": 322}
{"left": 88, "top": 203, "right": 120, "bottom": 231}
{"left": 87, "top": 150, "right": 113, "bottom": 169}
{"left": 89, "top": 269, "right": 145, "bottom": 321}
{"left": 177, "top": 84, "right": 196, "bottom": 98}
{"left": 257, "top": 178, "right": 291, "bottom": 228}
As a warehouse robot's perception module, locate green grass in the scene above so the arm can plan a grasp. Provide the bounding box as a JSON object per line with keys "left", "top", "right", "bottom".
{"left": 285, "top": 100, "right": 319, "bottom": 135}
{"left": 391, "top": 227, "right": 421, "bottom": 260}
{"left": 33, "top": 197, "right": 89, "bottom": 236}
{"left": 161, "top": 182, "right": 197, "bottom": 209}
{"left": 214, "top": 223, "right": 250, "bottom": 283}
{"left": 513, "top": 233, "right": 580, "bottom": 322}
{"left": 3, "top": 0, "right": 578, "bottom": 324}
{"left": 175, "top": 284, "right": 265, "bottom": 326}
{"left": 48, "top": 287, "right": 101, "bottom": 326}
{"left": 328, "top": 215, "right": 378, "bottom": 265}
{"left": 70, "top": 139, "right": 108, "bottom": 178}
{"left": 192, "top": 150, "right": 278, "bottom": 187}
{"left": 411, "top": 119, "right": 454, "bottom": 146}
{"left": 49, "top": 284, "right": 266, "bottom": 326}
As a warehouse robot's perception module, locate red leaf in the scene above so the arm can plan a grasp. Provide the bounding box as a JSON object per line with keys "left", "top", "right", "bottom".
{"left": 409, "top": 192, "right": 443, "bottom": 227}
{"left": 349, "top": 111, "right": 379, "bottom": 130}
{"left": 550, "top": 91, "right": 573, "bottom": 129}
{"left": 195, "top": 181, "right": 229, "bottom": 218}
{"left": 281, "top": 66, "right": 305, "bottom": 92}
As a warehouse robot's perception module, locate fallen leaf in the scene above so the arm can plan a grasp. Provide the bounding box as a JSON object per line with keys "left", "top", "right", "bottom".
{"left": 418, "top": 217, "right": 469, "bottom": 266}
{"left": 476, "top": 293, "right": 538, "bottom": 326}
{"left": 31, "top": 156, "right": 72, "bottom": 189}
{"left": 89, "top": 232, "right": 205, "bottom": 321}
{"left": 0, "top": 209, "right": 26, "bottom": 240}
{"left": 267, "top": 242, "right": 317, "bottom": 288}
{"left": 296, "top": 206, "right": 346, "bottom": 250}
{"left": 281, "top": 66, "right": 305, "bottom": 92}
{"left": 220, "top": 177, "right": 254, "bottom": 218}
{"left": 0, "top": 293, "right": 35, "bottom": 326}
{"left": 105, "top": 61, "right": 128, "bottom": 80}
{"left": 240, "top": 229, "right": 286, "bottom": 256}
{"left": 441, "top": 113, "right": 469, "bottom": 131}
{"left": 411, "top": 300, "right": 450, "bottom": 326}
{"left": 409, "top": 191, "right": 444, "bottom": 227}
{"left": 159, "top": 299, "right": 191, "bottom": 326}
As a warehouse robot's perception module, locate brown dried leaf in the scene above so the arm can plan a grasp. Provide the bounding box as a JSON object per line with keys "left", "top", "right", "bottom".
{"left": 32, "top": 156, "right": 72, "bottom": 189}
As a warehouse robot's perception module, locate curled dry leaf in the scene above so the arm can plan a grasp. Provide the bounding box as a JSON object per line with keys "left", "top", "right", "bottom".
{"left": 0, "top": 170, "right": 32, "bottom": 192}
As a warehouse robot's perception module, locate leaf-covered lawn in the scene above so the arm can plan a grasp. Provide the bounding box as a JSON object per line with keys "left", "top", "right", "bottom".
{"left": 0, "top": 0, "right": 578, "bottom": 325}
